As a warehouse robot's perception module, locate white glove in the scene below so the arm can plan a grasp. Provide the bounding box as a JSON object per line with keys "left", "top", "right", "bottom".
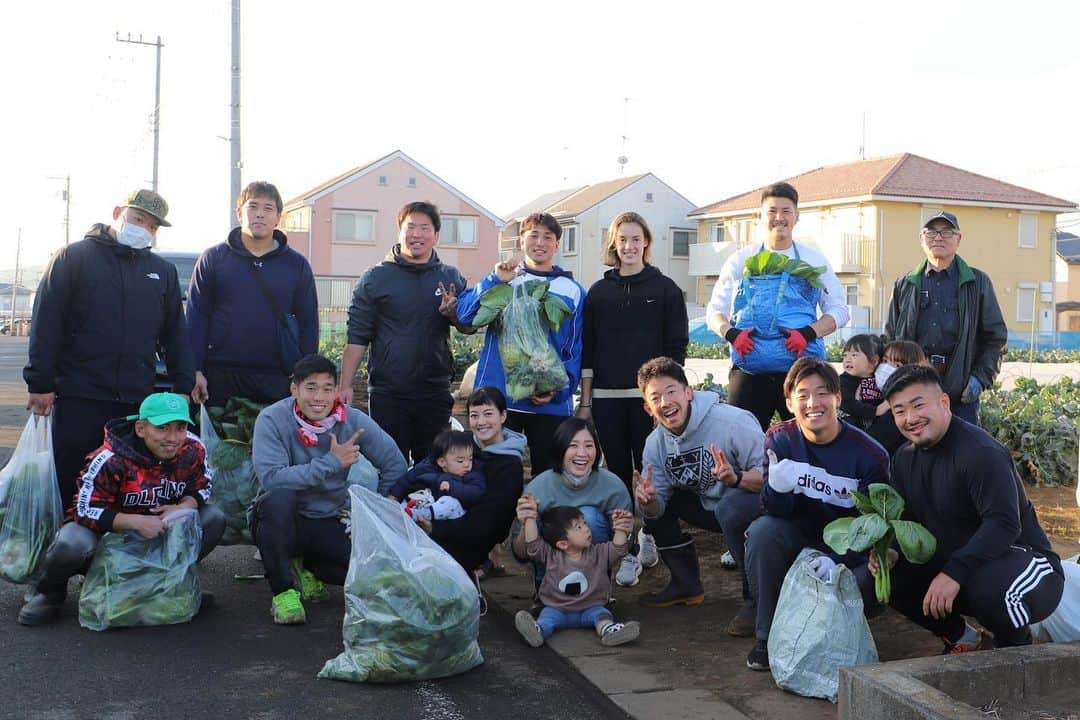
{"left": 766, "top": 449, "right": 799, "bottom": 493}
{"left": 809, "top": 555, "right": 838, "bottom": 582}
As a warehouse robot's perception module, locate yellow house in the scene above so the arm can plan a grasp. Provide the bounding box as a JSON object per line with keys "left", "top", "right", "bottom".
{"left": 687, "top": 154, "right": 1077, "bottom": 336}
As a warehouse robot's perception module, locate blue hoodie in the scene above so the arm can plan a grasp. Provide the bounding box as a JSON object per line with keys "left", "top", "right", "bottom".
{"left": 457, "top": 268, "right": 585, "bottom": 417}
{"left": 185, "top": 228, "right": 319, "bottom": 373}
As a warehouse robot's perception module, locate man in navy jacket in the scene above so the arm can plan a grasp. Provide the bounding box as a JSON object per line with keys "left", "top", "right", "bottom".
{"left": 186, "top": 181, "right": 319, "bottom": 405}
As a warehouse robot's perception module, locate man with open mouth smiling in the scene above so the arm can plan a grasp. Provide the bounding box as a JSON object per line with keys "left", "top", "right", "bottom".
{"left": 741, "top": 358, "right": 890, "bottom": 671}
{"left": 633, "top": 357, "right": 763, "bottom": 637}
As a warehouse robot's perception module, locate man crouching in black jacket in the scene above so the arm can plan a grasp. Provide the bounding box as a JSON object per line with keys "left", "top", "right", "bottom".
{"left": 874, "top": 365, "right": 1063, "bottom": 653}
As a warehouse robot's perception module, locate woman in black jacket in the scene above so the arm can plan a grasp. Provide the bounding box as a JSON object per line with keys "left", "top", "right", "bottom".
{"left": 578, "top": 212, "right": 688, "bottom": 586}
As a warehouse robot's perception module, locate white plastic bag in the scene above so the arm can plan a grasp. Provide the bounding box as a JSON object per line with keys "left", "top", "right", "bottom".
{"left": 768, "top": 548, "right": 879, "bottom": 703}
{"left": 0, "top": 416, "right": 62, "bottom": 583}
{"left": 1032, "top": 554, "right": 1080, "bottom": 643}
{"left": 319, "top": 485, "right": 483, "bottom": 683}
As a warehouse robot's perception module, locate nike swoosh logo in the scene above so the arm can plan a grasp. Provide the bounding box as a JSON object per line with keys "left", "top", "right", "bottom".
{"left": 645, "top": 298, "right": 656, "bottom": 303}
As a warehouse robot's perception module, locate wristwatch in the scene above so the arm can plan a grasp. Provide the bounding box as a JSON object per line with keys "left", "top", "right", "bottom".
{"left": 732, "top": 468, "right": 743, "bottom": 489}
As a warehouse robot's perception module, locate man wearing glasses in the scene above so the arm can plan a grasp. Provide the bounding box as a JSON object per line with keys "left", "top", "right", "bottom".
{"left": 884, "top": 212, "right": 1006, "bottom": 425}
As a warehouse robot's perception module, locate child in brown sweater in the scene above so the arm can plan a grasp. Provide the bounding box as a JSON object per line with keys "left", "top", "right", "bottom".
{"left": 513, "top": 497, "right": 640, "bottom": 647}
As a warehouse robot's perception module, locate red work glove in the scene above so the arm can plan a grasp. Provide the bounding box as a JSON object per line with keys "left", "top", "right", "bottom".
{"left": 724, "top": 328, "right": 756, "bottom": 358}
{"left": 781, "top": 326, "right": 817, "bottom": 356}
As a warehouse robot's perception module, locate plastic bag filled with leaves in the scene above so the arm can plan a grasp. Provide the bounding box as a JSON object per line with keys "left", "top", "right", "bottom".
{"left": 201, "top": 401, "right": 264, "bottom": 545}
{"left": 497, "top": 282, "right": 570, "bottom": 401}
{"left": 319, "top": 485, "right": 483, "bottom": 683}
{"left": 78, "top": 508, "right": 202, "bottom": 631}
{"left": 0, "top": 416, "right": 63, "bottom": 584}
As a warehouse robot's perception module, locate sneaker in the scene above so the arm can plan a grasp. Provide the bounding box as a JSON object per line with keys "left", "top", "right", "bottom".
{"left": 291, "top": 558, "right": 328, "bottom": 602}
{"left": 726, "top": 601, "right": 756, "bottom": 638}
{"left": 720, "top": 549, "right": 737, "bottom": 570}
{"left": 271, "top": 589, "right": 307, "bottom": 625}
{"left": 615, "top": 554, "right": 643, "bottom": 587}
{"left": 600, "top": 620, "right": 641, "bottom": 647}
{"left": 514, "top": 610, "right": 544, "bottom": 647}
{"left": 746, "top": 640, "right": 770, "bottom": 671}
{"left": 942, "top": 630, "right": 994, "bottom": 655}
{"left": 637, "top": 530, "right": 659, "bottom": 568}
{"left": 16, "top": 591, "right": 65, "bottom": 627}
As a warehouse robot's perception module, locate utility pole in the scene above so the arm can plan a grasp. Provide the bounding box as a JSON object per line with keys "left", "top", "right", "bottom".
{"left": 10, "top": 229, "right": 20, "bottom": 333}
{"left": 230, "top": 0, "right": 242, "bottom": 226}
{"left": 48, "top": 175, "right": 71, "bottom": 245}
{"left": 116, "top": 33, "right": 164, "bottom": 192}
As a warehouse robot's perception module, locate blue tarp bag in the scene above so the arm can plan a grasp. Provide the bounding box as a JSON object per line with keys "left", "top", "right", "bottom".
{"left": 731, "top": 245, "right": 824, "bottom": 374}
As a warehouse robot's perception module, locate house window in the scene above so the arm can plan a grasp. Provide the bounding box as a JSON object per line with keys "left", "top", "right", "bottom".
{"left": 671, "top": 229, "right": 692, "bottom": 258}
{"left": 441, "top": 216, "right": 477, "bottom": 245}
{"left": 408, "top": 177, "right": 417, "bottom": 188}
{"left": 377, "top": 175, "right": 388, "bottom": 186}
{"left": 561, "top": 225, "right": 578, "bottom": 255}
{"left": 315, "top": 277, "right": 355, "bottom": 309}
{"left": 645, "top": 192, "right": 654, "bottom": 203}
{"left": 710, "top": 224, "right": 725, "bottom": 244}
{"left": 284, "top": 207, "right": 310, "bottom": 232}
{"left": 1016, "top": 284, "right": 1036, "bottom": 322}
{"left": 844, "top": 284, "right": 859, "bottom": 306}
{"left": 333, "top": 210, "right": 375, "bottom": 244}
{"left": 1018, "top": 213, "right": 1037, "bottom": 248}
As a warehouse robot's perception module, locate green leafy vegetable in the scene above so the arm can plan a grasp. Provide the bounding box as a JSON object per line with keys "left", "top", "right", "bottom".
{"left": 742, "top": 249, "right": 829, "bottom": 291}
{"left": 823, "top": 483, "right": 936, "bottom": 603}
{"left": 0, "top": 421, "right": 63, "bottom": 584}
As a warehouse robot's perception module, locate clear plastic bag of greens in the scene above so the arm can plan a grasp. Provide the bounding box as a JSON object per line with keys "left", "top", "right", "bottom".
{"left": 200, "top": 404, "right": 257, "bottom": 545}
{"left": 319, "top": 485, "right": 483, "bottom": 683}
{"left": 78, "top": 508, "right": 202, "bottom": 631}
{"left": 498, "top": 282, "right": 569, "bottom": 402}
{"left": 0, "top": 415, "right": 62, "bottom": 584}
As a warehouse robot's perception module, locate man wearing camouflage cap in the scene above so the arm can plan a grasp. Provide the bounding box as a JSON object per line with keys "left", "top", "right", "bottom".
{"left": 24, "top": 189, "right": 195, "bottom": 511}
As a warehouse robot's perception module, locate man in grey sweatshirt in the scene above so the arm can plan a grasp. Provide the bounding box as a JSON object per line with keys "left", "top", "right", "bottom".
{"left": 251, "top": 354, "right": 407, "bottom": 624}
{"left": 634, "top": 357, "right": 764, "bottom": 638}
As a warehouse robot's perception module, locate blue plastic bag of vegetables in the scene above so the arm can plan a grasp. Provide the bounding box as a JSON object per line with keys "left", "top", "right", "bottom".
{"left": 0, "top": 416, "right": 62, "bottom": 584}
{"left": 78, "top": 508, "right": 202, "bottom": 631}
{"left": 731, "top": 248, "right": 826, "bottom": 374}
{"left": 319, "top": 485, "right": 483, "bottom": 683}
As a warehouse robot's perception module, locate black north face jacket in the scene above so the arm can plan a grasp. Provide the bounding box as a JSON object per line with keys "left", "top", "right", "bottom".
{"left": 24, "top": 224, "right": 194, "bottom": 402}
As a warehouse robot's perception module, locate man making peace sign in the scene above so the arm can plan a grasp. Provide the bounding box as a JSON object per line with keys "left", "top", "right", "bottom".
{"left": 251, "top": 355, "right": 407, "bottom": 625}
{"left": 634, "top": 358, "right": 764, "bottom": 636}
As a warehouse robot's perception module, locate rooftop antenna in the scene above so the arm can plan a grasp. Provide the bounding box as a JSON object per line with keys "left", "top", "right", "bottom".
{"left": 859, "top": 111, "right": 867, "bottom": 161}
{"left": 617, "top": 97, "right": 630, "bottom": 175}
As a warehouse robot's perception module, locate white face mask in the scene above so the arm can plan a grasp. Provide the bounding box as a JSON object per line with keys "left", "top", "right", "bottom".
{"left": 117, "top": 222, "right": 154, "bottom": 249}
{"left": 563, "top": 471, "right": 589, "bottom": 488}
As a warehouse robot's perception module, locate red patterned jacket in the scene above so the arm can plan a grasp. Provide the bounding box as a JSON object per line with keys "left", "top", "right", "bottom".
{"left": 70, "top": 418, "right": 213, "bottom": 533}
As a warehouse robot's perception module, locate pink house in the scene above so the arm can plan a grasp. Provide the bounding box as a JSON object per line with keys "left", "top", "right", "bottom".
{"left": 281, "top": 150, "right": 504, "bottom": 318}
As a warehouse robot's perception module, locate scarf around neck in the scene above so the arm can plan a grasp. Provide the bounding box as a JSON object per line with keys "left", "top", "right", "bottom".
{"left": 293, "top": 400, "right": 348, "bottom": 447}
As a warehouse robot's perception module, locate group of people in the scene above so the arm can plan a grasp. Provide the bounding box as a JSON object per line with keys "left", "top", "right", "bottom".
{"left": 15, "top": 180, "right": 1065, "bottom": 681}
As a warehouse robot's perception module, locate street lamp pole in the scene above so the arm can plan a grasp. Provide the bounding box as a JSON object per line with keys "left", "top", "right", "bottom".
{"left": 116, "top": 33, "right": 164, "bottom": 192}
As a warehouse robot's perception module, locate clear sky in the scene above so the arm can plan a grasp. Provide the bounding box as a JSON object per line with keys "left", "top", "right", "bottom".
{"left": 3, "top": 0, "right": 1079, "bottom": 273}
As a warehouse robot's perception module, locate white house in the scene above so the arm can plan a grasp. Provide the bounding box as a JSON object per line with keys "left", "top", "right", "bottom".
{"left": 501, "top": 173, "right": 697, "bottom": 297}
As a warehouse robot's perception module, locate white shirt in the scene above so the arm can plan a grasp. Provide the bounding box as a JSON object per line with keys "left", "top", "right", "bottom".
{"left": 706, "top": 242, "right": 850, "bottom": 329}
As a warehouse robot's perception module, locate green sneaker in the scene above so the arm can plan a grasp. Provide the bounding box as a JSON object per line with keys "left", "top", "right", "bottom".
{"left": 271, "top": 589, "right": 306, "bottom": 625}
{"left": 292, "top": 558, "right": 328, "bottom": 602}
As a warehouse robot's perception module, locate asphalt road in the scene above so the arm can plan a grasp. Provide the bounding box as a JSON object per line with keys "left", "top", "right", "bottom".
{"left": 0, "top": 337, "right": 627, "bottom": 720}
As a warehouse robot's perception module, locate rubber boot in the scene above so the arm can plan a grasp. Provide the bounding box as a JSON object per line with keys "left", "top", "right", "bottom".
{"left": 638, "top": 536, "right": 705, "bottom": 608}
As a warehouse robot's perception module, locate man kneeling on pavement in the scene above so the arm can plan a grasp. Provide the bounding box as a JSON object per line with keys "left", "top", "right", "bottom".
{"left": 633, "top": 357, "right": 764, "bottom": 635}
{"left": 19, "top": 393, "right": 225, "bottom": 626}
{"left": 250, "top": 354, "right": 407, "bottom": 625}
{"left": 877, "top": 364, "right": 1064, "bottom": 652}
{"left": 743, "top": 357, "right": 890, "bottom": 671}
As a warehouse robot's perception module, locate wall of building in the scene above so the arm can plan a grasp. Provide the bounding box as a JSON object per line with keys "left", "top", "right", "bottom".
{"left": 283, "top": 155, "right": 499, "bottom": 286}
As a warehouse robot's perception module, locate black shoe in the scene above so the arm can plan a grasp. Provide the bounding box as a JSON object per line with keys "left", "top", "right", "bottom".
{"left": 17, "top": 592, "right": 65, "bottom": 627}
{"left": 746, "top": 640, "right": 770, "bottom": 671}
{"left": 726, "top": 601, "right": 756, "bottom": 638}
